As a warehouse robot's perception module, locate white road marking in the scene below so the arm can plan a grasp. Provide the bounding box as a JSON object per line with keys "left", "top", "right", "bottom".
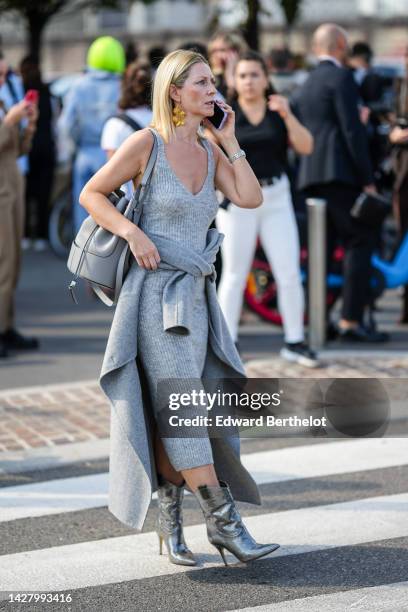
{"left": 1, "top": 438, "right": 406, "bottom": 521}
{"left": 1, "top": 492, "right": 408, "bottom": 592}
{"left": 232, "top": 581, "right": 408, "bottom": 611}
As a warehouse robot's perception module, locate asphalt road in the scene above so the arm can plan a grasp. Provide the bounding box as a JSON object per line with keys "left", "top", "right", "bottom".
{"left": 0, "top": 435, "right": 407, "bottom": 611}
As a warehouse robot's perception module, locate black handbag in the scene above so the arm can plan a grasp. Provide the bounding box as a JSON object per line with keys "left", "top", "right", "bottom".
{"left": 350, "top": 191, "right": 391, "bottom": 228}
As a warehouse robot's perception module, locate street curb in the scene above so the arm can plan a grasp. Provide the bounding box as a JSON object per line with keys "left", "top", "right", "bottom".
{"left": 1, "top": 350, "right": 407, "bottom": 396}
{"left": 314, "top": 349, "right": 408, "bottom": 358}
{"left": 0, "top": 439, "right": 109, "bottom": 475}
{"left": 1, "top": 352, "right": 407, "bottom": 475}
{"left": 0, "top": 379, "right": 98, "bottom": 397}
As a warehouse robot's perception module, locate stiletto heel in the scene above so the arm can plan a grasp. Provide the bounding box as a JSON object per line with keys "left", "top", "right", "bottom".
{"left": 156, "top": 476, "right": 197, "bottom": 566}
{"left": 195, "top": 480, "right": 280, "bottom": 566}
{"left": 214, "top": 544, "right": 228, "bottom": 566}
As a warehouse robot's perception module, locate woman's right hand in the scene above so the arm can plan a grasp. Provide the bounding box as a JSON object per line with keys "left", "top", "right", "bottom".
{"left": 126, "top": 227, "right": 161, "bottom": 270}
{"left": 4, "top": 100, "right": 31, "bottom": 126}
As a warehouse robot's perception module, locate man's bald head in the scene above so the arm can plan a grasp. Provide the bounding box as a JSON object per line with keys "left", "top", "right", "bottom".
{"left": 313, "top": 23, "right": 348, "bottom": 62}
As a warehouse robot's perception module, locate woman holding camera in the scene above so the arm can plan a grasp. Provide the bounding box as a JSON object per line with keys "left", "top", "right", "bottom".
{"left": 79, "top": 49, "right": 279, "bottom": 567}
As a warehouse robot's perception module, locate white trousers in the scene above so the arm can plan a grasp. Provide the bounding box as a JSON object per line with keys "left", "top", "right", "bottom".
{"left": 216, "top": 173, "right": 305, "bottom": 343}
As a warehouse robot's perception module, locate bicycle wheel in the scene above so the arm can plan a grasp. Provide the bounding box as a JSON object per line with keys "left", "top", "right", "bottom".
{"left": 244, "top": 243, "right": 283, "bottom": 325}
{"left": 48, "top": 187, "right": 73, "bottom": 258}
{"left": 244, "top": 242, "right": 339, "bottom": 325}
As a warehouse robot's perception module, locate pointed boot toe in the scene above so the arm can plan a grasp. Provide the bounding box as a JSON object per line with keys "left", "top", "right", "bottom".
{"left": 195, "top": 480, "right": 280, "bottom": 566}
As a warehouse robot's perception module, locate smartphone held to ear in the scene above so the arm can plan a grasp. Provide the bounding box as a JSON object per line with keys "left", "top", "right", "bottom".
{"left": 207, "top": 100, "right": 228, "bottom": 130}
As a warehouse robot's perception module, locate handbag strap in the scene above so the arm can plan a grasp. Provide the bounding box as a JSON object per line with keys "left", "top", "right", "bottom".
{"left": 135, "top": 127, "right": 158, "bottom": 201}
{"left": 90, "top": 129, "right": 159, "bottom": 306}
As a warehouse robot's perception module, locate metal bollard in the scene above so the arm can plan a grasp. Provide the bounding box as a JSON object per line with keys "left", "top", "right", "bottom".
{"left": 306, "top": 198, "right": 327, "bottom": 350}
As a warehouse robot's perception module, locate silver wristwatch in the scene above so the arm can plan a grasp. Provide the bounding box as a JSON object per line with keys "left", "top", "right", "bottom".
{"left": 229, "top": 149, "right": 246, "bottom": 163}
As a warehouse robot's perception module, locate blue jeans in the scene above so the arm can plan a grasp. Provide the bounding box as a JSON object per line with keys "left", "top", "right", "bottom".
{"left": 73, "top": 147, "right": 107, "bottom": 233}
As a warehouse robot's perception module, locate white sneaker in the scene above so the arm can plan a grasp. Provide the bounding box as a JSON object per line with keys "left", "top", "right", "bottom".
{"left": 33, "top": 239, "right": 49, "bottom": 252}
{"left": 21, "top": 238, "right": 32, "bottom": 250}
{"left": 280, "top": 342, "right": 319, "bottom": 368}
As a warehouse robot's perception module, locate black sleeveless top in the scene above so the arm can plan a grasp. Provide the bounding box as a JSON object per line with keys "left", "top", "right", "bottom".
{"left": 233, "top": 100, "right": 288, "bottom": 180}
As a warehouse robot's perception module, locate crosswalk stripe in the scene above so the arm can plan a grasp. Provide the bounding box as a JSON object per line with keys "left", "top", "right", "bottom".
{"left": 0, "top": 438, "right": 406, "bottom": 522}
{"left": 0, "top": 491, "right": 407, "bottom": 593}
{"left": 0, "top": 473, "right": 108, "bottom": 521}
{"left": 241, "top": 437, "right": 408, "bottom": 485}
{"left": 232, "top": 581, "right": 408, "bottom": 611}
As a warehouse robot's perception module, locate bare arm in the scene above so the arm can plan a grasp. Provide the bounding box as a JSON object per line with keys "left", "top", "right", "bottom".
{"left": 79, "top": 128, "right": 152, "bottom": 238}
{"left": 79, "top": 128, "right": 161, "bottom": 270}
{"left": 284, "top": 113, "right": 313, "bottom": 155}
{"left": 268, "top": 95, "right": 313, "bottom": 155}
{"left": 203, "top": 101, "right": 263, "bottom": 208}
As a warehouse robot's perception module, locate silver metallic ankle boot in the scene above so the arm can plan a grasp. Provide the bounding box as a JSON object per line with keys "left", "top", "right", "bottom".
{"left": 195, "top": 480, "right": 280, "bottom": 566}
{"left": 156, "top": 477, "right": 197, "bottom": 566}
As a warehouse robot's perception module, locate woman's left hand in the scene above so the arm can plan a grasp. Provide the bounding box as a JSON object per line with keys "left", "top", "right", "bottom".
{"left": 203, "top": 99, "right": 235, "bottom": 144}
{"left": 268, "top": 94, "right": 291, "bottom": 121}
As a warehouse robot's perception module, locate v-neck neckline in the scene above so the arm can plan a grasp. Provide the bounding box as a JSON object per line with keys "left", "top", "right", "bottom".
{"left": 238, "top": 101, "right": 267, "bottom": 128}
{"left": 160, "top": 134, "right": 210, "bottom": 198}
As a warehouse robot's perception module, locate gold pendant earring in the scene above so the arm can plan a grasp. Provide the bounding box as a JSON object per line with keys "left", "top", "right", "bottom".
{"left": 172, "top": 103, "right": 186, "bottom": 127}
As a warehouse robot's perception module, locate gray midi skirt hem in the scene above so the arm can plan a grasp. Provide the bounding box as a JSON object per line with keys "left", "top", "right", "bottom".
{"left": 161, "top": 437, "right": 214, "bottom": 472}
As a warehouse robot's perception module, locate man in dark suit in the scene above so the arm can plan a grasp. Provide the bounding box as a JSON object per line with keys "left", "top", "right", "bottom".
{"left": 348, "top": 42, "right": 384, "bottom": 107}
{"left": 349, "top": 41, "right": 387, "bottom": 173}
{"left": 291, "top": 23, "right": 388, "bottom": 342}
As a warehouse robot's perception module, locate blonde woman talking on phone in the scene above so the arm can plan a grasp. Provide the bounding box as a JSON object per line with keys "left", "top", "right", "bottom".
{"left": 79, "top": 49, "right": 280, "bottom": 568}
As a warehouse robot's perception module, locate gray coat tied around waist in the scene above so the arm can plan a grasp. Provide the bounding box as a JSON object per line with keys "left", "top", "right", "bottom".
{"left": 100, "top": 139, "right": 262, "bottom": 532}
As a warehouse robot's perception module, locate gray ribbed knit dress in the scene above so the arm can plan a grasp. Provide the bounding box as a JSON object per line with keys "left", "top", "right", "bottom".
{"left": 136, "top": 128, "right": 217, "bottom": 470}
{"left": 100, "top": 127, "right": 262, "bottom": 531}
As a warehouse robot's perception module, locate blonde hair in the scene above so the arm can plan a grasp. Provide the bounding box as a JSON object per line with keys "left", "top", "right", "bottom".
{"left": 150, "top": 49, "right": 209, "bottom": 142}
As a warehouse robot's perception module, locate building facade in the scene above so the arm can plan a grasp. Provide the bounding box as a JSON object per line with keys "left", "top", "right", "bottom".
{"left": 0, "top": 0, "right": 407, "bottom": 77}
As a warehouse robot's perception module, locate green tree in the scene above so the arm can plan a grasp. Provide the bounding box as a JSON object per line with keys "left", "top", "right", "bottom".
{"left": 0, "top": 0, "right": 154, "bottom": 62}
{"left": 279, "top": 0, "right": 303, "bottom": 44}
{"left": 241, "top": 0, "right": 260, "bottom": 51}
{"left": 238, "top": 0, "right": 303, "bottom": 50}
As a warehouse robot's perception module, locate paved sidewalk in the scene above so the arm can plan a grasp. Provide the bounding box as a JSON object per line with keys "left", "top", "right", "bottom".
{"left": 0, "top": 354, "right": 407, "bottom": 458}
{"left": 0, "top": 381, "right": 108, "bottom": 453}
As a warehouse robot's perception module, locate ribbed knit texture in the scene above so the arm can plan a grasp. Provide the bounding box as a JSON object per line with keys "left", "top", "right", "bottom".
{"left": 135, "top": 130, "right": 218, "bottom": 469}
{"left": 100, "top": 129, "right": 261, "bottom": 532}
